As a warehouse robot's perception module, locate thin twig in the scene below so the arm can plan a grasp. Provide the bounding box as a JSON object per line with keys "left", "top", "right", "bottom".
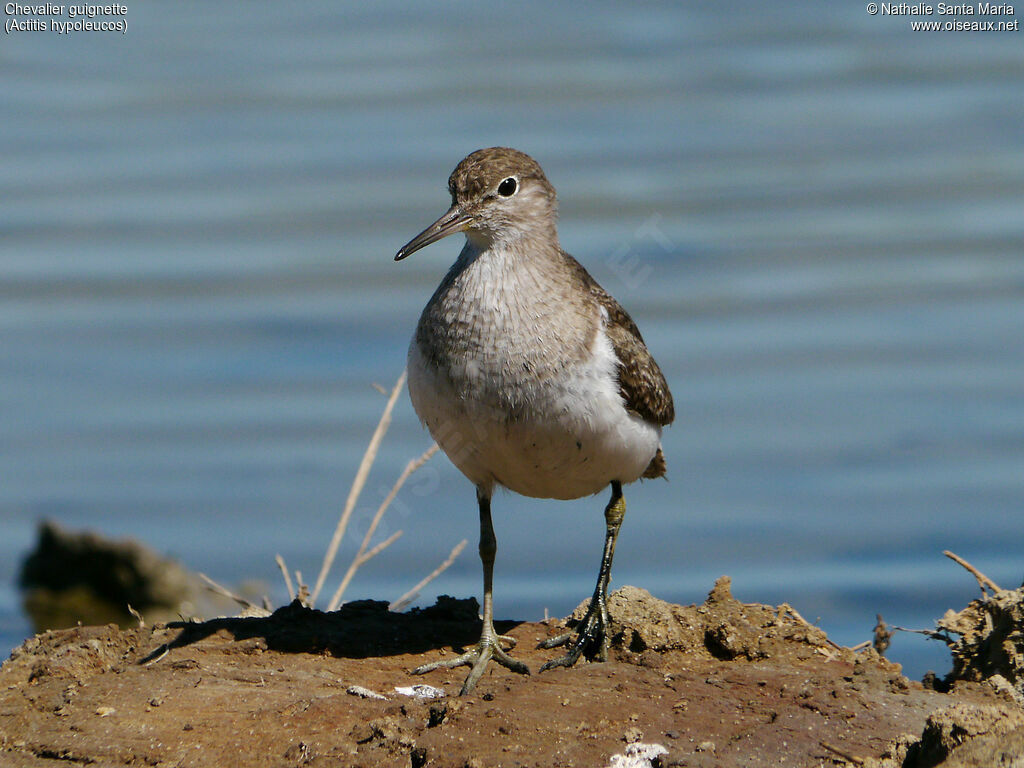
{"left": 198, "top": 572, "right": 262, "bottom": 612}
{"left": 326, "top": 530, "right": 406, "bottom": 611}
{"left": 276, "top": 554, "right": 295, "bottom": 602}
{"left": 819, "top": 741, "right": 865, "bottom": 765}
{"left": 892, "top": 625, "right": 953, "bottom": 644}
{"left": 390, "top": 539, "right": 469, "bottom": 612}
{"left": 326, "top": 443, "right": 439, "bottom": 611}
{"left": 943, "top": 550, "right": 1001, "bottom": 594}
{"left": 311, "top": 370, "right": 407, "bottom": 607}
{"left": 142, "top": 644, "right": 169, "bottom": 666}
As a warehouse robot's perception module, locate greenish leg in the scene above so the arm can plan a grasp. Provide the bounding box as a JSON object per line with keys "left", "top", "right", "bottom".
{"left": 412, "top": 489, "right": 530, "bottom": 695}
{"left": 539, "top": 481, "right": 625, "bottom": 671}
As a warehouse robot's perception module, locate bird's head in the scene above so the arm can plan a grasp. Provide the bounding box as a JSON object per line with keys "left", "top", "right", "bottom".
{"left": 395, "top": 147, "right": 558, "bottom": 260}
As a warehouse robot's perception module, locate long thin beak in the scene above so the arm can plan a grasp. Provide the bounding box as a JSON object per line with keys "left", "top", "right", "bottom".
{"left": 395, "top": 205, "right": 472, "bottom": 261}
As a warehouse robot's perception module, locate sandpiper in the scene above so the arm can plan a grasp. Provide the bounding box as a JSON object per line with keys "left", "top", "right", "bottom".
{"left": 395, "top": 147, "right": 674, "bottom": 695}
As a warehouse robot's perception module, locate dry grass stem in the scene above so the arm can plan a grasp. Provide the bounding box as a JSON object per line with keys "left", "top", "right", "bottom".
{"left": 327, "top": 530, "right": 405, "bottom": 611}
{"left": 198, "top": 572, "right": 268, "bottom": 615}
{"left": 127, "top": 604, "right": 145, "bottom": 629}
{"left": 310, "top": 370, "right": 407, "bottom": 607}
{"left": 326, "top": 443, "right": 439, "bottom": 611}
{"left": 390, "top": 538, "right": 469, "bottom": 612}
{"left": 355, "top": 529, "right": 404, "bottom": 566}
{"left": 943, "top": 550, "right": 1002, "bottom": 594}
{"left": 275, "top": 554, "right": 295, "bottom": 602}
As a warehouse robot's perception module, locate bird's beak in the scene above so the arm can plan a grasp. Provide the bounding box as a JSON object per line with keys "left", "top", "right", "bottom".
{"left": 395, "top": 205, "right": 472, "bottom": 261}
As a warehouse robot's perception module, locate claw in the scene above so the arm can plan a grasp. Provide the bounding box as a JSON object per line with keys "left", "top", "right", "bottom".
{"left": 538, "top": 596, "right": 612, "bottom": 672}
{"left": 537, "top": 631, "right": 572, "bottom": 650}
{"left": 413, "top": 629, "right": 530, "bottom": 695}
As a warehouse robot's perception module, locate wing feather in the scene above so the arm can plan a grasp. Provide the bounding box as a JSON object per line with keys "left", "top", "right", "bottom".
{"left": 564, "top": 252, "right": 675, "bottom": 430}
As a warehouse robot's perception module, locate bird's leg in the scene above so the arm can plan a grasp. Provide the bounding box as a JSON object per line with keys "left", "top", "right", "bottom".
{"left": 411, "top": 489, "right": 530, "bottom": 695}
{"left": 539, "top": 481, "right": 625, "bottom": 671}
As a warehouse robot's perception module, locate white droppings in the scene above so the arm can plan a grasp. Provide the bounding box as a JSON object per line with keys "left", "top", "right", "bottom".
{"left": 393, "top": 684, "right": 446, "bottom": 700}
{"left": 346, "top": 685, "right": 388, "bottom": 700}
{"left": 606, "top": 742, "right": 668, "bottom": 768}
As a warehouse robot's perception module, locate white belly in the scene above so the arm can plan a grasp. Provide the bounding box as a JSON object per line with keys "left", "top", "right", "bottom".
{"left": 407, "top": 328, "right": 661, "bottom": 500}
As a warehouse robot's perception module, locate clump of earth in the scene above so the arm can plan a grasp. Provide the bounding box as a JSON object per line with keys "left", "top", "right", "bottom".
{"left": 938, "top": 577, "right": 1024, "bottom": 705}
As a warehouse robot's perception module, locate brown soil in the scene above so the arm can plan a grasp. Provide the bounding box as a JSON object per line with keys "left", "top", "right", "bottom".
{"left": 1, "top": 579, "right": 1020, "bottom": 768}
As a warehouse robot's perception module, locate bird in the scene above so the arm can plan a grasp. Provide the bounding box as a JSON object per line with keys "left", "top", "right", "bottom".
{"left": 394, "top": 147, "right": 674, "bottom": 695}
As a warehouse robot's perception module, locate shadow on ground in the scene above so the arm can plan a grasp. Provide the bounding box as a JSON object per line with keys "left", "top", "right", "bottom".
{"left": 141, "top": 596, "right": 522, "bottom": 662}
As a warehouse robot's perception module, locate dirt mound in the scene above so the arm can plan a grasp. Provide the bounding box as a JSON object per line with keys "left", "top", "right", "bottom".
{"left": 0, "top": 581, "right": 1014, "bottom": 768}
{"left": 602, "top": 579, "right": 846, "bottom": 665}
{"left": 865, "top": 702, "right": 1024, "bottom": 768}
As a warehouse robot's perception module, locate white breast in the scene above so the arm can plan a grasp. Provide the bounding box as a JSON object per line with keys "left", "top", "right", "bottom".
{"left": 407, "top": 252, "right": 662, "bottom": 500}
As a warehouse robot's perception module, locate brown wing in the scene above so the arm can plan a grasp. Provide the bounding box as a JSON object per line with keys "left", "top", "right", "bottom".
{"left": 563, "top": 252, "right": 675, "bottom": 429}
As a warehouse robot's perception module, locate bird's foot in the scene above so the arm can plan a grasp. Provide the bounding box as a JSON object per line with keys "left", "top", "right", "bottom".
{"left": 538, "top": 595, "right": 612, "bottom": 671}
{"left": 412, "top": 630, "right": 529, "bottom": 695}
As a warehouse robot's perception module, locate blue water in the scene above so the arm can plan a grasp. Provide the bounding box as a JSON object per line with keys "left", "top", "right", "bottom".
{"left": 2, "top": 2, "right": 1023, "bottom": 681}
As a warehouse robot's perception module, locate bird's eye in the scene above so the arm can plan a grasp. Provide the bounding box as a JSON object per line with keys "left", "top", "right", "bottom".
{"left": 497, "top": 177, "right": 518, "bottom": 197}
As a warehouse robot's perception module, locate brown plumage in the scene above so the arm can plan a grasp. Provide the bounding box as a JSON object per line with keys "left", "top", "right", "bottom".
{"left": 564, "top": 252, "right": 674, "bottom": 478}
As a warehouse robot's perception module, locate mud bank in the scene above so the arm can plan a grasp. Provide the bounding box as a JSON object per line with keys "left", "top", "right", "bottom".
{"left": 1, "top": 579, "right": 1020, "bottom": 767}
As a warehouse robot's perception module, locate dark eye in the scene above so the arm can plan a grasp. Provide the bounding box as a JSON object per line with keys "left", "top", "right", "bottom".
{"left": 497, "top": 177, "right": 517, "bottom": 197}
